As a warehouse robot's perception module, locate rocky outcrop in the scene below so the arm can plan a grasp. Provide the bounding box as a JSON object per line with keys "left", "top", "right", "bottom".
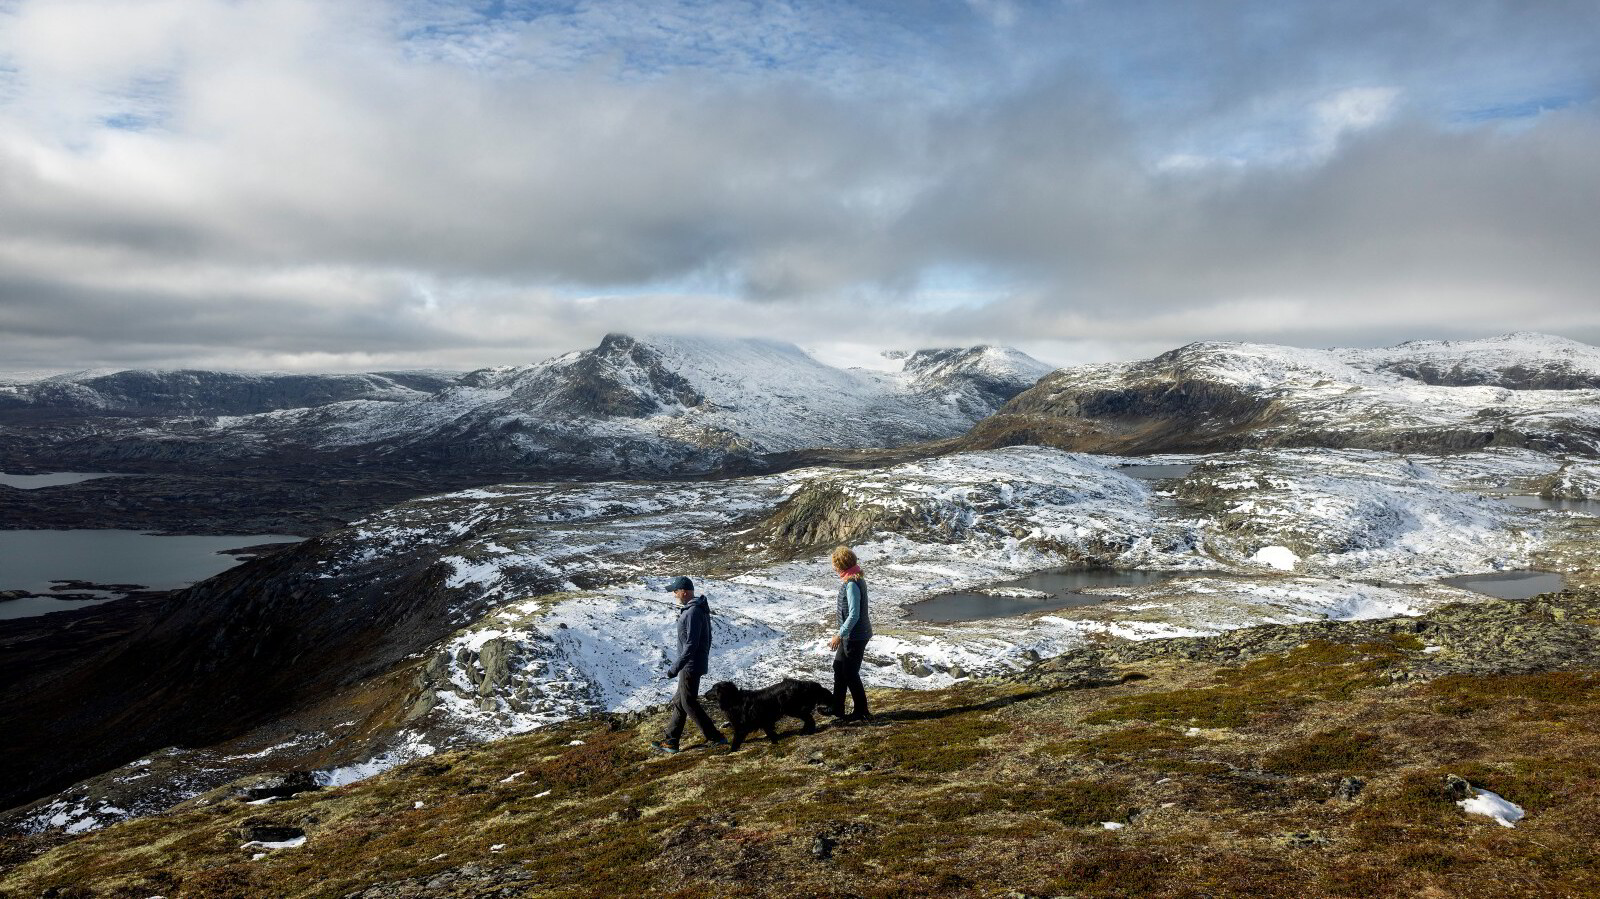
{"left": 532, "top": 333, "right": 707, "bottom": 418}
{"left": 755, "top": 483, "right": 927, "bottom": 551}
{"left": 1034, "top": 590, "right": 1600, "bottom": 680}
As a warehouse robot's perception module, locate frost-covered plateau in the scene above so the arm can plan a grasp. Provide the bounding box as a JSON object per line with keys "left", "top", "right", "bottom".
{"left": 392, "top": 446, "right": 1561, "bottom": 745}
{"left": 966, "top": 332, "right": 1600, "bottom": 457}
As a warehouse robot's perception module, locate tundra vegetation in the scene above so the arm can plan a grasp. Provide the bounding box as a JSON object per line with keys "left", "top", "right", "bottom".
{"left": 3, "top": 590, "right": 1598, "bottom": 899}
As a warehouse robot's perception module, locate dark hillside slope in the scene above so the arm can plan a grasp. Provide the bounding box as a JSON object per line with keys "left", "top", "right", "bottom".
{"left": 0, "top": 534, "right": 464, "bottom": 812}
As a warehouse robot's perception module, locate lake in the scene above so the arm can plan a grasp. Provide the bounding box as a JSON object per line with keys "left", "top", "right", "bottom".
{"left": 906, "top": 568, "right": 1185, "bottom": 622}
{"left": 1501, "top": 495, "right": 1600, "bottom": 516}
{"left": 1439, "top": 570, "right": 1565, "bottom": 600}
{"left": 0, "top": 530, "right": 303, "bottom": 620}
{"left": 0, "top": 471, "right": 125, "bottom": 489}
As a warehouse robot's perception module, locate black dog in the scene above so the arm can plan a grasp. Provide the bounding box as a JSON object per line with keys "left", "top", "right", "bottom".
{"left": 708, "top": 678, "right": 841, "bottom": 750}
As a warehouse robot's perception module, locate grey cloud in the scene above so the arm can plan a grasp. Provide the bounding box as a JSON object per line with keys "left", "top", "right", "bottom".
{"left": 0, "top": 0, "right": 1598, "bottom": 371}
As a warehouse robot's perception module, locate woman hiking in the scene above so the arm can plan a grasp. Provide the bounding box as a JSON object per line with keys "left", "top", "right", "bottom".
{"left": 828, "top": 545, "right": 873, "bottom": 723}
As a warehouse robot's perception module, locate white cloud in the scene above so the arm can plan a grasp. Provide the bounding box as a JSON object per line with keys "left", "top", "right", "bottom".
{"left": 1311, "top": 86, "right": 1402, "bottom": 152}
{"left": 0, "top": 0, "right": 1596, "bottom": 372}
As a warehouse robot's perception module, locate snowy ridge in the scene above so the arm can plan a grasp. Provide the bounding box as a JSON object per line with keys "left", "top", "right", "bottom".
{"left": 1342, "top": 332, "right": 1600, "bottom": 388}
{"left": 1132, "top": 332, "right": 1600, "bottom": 393}
{"left": 1008, "top": 332, "right": 1600, "bottom": 455}
{"left": 191, "top": 334, "right": 1055, "bottom": 469}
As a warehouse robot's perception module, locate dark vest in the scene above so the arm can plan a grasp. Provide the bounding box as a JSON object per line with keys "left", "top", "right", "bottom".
{"left": 836, "top": 576, "right": 873, "bottom": 642}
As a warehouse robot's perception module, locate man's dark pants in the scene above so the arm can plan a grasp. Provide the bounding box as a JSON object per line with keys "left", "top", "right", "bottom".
{"left": 663, "top": 671, "right": 722, "bottom": 745}
{"left": 832, "top": 639, "right": 869, "bottom": 717}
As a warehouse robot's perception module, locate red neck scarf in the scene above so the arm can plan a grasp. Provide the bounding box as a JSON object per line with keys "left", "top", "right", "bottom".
{"left": 837, "top": 565, "right": 862, "bottom": 581}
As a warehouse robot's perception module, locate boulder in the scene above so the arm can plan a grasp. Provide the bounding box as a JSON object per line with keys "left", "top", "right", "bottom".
{"left": 238, "top": 771, "right": 320, "bottom": 803}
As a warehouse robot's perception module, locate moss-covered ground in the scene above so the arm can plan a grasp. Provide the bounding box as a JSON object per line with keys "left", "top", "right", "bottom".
{"left": 4, "top": 605, "right": 1599, "bottom": 899}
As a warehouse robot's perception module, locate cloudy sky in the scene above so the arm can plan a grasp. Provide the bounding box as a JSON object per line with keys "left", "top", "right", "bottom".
{"left": 1, "top": 0, "right": 1597, "bottom": 374}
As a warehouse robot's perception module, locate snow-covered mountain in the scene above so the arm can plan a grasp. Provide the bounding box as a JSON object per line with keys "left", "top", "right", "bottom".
{"left": 2, "top": 335, "right": 1053, "bottom": 476}
{"left": 251, "top": 334, "right": 1055, "bottom": 462}
{"left": 964, "top": 332, "right": 1600, "bottom": 456}
{"left": 1343, "top": 332, "right": 1600, "bottom": 389}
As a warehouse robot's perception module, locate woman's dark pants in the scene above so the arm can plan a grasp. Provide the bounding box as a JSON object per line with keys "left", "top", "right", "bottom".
{"left": 663, "top": 671, "right": 723, "bottom": 745}
{"left": 832, "top": 639, "right": 870, "bottom": 717}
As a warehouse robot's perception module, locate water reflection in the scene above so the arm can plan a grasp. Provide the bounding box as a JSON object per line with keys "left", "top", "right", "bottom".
{"left": 1500, "top": 495, "right": 1600, "bottom": 516}
{"left": 1439, "top": 570, "right": 1565, "bottom": 600}
{"left": 0, "top": 471, "right": 124, "bottom": 489}
{"left": 0, "top": 530, "right": 302, "bottom": 620}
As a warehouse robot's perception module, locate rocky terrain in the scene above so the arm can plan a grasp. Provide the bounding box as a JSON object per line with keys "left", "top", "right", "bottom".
{"left": 6, "top": 330, "right": 1600, "bottom": 876}
{"left": 6, "top": 441, "right": 1593, "bottom": 840}
{"left": 962, "top": 332, "right": 1600, "bottom": 457}
{"left": 3, "top": 588, "right": 1597, "bottom": 898}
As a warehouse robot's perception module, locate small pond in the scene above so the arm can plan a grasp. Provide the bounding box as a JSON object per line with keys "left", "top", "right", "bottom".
{"left": 1500, "top": 495, "right": 1600, "bottom": 516}
{"left": 1439, "top": 570, "right": 1565, "bottom": 601}
{"left": 0, "top": 530, "right": 303, "bottom": 620}
{"left": 0, "top": 471, "right": 125, "bottom": 489}
{"left": 906, "top": 568, "right": 1185, "bottom": 622}
{"left": 1118, "top": 463, "right": 1196, "bottom": 480}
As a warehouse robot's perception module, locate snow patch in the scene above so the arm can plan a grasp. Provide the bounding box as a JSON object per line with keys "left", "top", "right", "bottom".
{"left": 1458, "top": 788, "right": 1525, "bottom": 828}
{"left": 1250, "top": 546, "right": 1300, "bottom": 571}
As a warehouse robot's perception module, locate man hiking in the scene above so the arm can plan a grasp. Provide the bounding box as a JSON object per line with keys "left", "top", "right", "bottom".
{"left": 651, "top": 576, "right": 728, "bottom": 753}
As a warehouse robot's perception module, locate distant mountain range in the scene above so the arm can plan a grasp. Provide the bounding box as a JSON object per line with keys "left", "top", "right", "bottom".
{"left": 0, "top": 369, "right": 461, "bottom": 418}
{"left": 0, "top": 334, "right": 1054, "bottom": 476}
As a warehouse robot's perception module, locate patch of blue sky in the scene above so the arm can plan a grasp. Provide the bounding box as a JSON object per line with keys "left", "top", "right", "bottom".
{"left": 0, "top": 59, "right": 21, "bottom": 108}
{"left": 909, "top": 263, "right": 1014, "bottom": 312}
{"left": 389, "top": 0, "right": 990, "bottom": 98}
{"left": 90, "top": 72, "right": 176, "bottom": 135}
{"left": 98, "top": 111, "right": 156, "bottom": 131}
{"left": 1451, "top": 93, "right": 1587, "bottom": 124}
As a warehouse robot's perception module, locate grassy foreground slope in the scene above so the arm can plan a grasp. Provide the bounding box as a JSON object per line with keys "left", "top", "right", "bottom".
{"left": 5, "top": 590, "right": 1599, "bottom": 899}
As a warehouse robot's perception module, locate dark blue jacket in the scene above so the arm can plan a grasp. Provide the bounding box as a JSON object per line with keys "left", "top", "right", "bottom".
{"left": 667, "top": 595, "right": 712, "bottom": 677}
{"left": 836, "top": 577, "right": 872, "bottom": 642}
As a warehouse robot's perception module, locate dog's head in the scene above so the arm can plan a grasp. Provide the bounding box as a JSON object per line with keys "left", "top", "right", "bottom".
{"left": 708, "top": 680, "right": 740, "bottom": 708}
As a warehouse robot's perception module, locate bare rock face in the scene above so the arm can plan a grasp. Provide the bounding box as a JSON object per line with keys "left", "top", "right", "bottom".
{"left": 757, "top": 483, "right": 915, "bottom": 551}
{"left": 473, "top": 639, "right": 513, "bottom": 697}
{"left": 237, "top": 772, "right": 320, "bottom": 803}
{"left": 536, "top": 333, "right": 707, "bottom": 418}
